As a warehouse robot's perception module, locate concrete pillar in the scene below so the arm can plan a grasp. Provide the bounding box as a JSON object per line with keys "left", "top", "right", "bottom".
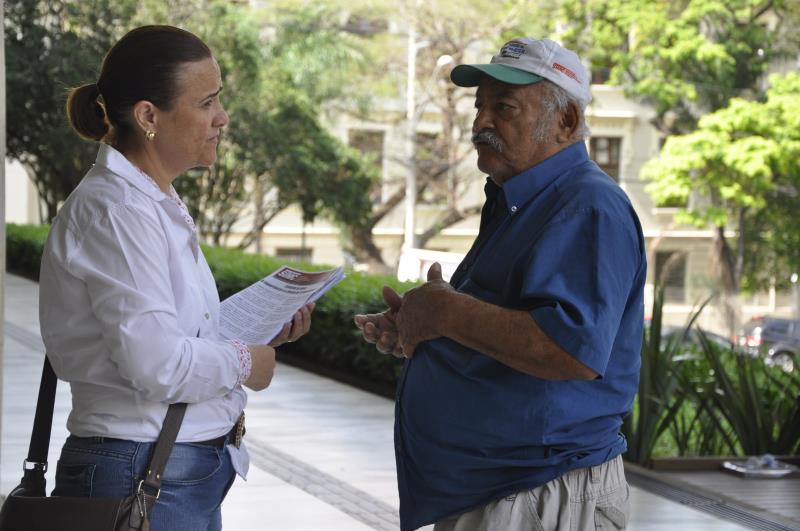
{"left": 0, "top": 1, "right": 7, "bottom": 479}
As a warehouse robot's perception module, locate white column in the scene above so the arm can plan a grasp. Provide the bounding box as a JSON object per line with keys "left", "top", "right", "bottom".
{"left": 403, "top": 16, "right": 418, "bottom": 252}
{"left": 0, "top": 1, "right": 8, "bottom": 478}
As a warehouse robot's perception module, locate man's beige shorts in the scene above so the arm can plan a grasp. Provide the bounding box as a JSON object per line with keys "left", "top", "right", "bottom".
{"left": 434, "top": 455, "right": 629, "bottom": 531}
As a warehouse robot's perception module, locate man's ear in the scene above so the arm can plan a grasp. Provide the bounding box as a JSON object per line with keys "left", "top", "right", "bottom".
{"left": 556, "top": 102, "right": 581, "bottom": 143}
{"left": 131, "top": 100, "right": 159, "bottom": 135}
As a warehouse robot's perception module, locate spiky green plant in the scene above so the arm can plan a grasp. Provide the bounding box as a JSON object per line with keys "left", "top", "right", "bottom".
{"left": 622, "top": 288, "right": 711, "bottom": 463}
{"left": 689, "top": 331, "right": 800, "bottom": 455}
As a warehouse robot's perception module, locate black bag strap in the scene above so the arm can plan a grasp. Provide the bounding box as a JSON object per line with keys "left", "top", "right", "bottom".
{"left": 26, "top": 358, "right": 58, "bottom": 467}
{"left": 23, "top": 355, "right": 186, "bottom": 497}
{"left": 140, "top": 401, "right": 186, "bottom": 493}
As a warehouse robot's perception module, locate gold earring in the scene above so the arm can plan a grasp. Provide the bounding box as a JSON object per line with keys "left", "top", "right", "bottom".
{"left": 145, "top": 130, "right": 156, "bottom": 141}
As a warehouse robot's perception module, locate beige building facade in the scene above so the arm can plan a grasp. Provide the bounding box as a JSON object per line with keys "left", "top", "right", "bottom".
{"left": 5, "top": 75, "right": 796, "bottom": 335}
{"left": 239, "top": 80, "right": 796, "bottom": 334}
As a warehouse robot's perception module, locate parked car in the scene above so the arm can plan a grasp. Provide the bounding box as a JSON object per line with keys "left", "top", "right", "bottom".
{"left": 661, "top": 325, "right": 733, "bottom": 351}
{"left": 644, "top": 320, "right": 734, "bottom": 355}
{"left": 738, "top": 317, "right": 799, "bottom": 372}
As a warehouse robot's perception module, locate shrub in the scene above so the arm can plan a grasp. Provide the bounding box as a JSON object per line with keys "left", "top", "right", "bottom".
{"left": 689, "top": 332, "right": 800, "bottom": 455}
{"left": 7, "top": 224, "right": 416, "bottom": 390}
{"left": 624, "top": 284, "right": 800, "bottom": 460}
{"left": 203, "top": 244, "right": 417, "bottom": 388}
{"left": 622, "top": 288, "right": 709, "bottom": 464}
{"left": 6, "top": 223, "right": 49, "bottom": 281}
{"left": 10, "top": 224, "right": 800, "bottom": 454}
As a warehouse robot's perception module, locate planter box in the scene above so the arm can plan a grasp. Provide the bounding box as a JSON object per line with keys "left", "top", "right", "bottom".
{"left": 624, "top": 460, "right": 800, "bottom": 529}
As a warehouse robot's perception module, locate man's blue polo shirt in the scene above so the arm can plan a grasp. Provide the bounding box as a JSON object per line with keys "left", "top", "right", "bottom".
{"left": 394, "top": 142, "right": 646, "bottom": 530}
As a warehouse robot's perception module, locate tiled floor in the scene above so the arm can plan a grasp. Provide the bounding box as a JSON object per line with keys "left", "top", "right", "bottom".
{"left": 1, "top": 274, "right": 751, "bottom": 530}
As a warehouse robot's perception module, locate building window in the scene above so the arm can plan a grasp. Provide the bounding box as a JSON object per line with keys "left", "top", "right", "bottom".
{"left": 590, "top": 36, "right": 627, "bottom": 85}
{"left": 348, "top": 129, "right": 384, "bottom": 162}
{"left": 590, "top": 137, "right": 622, "bottom": 182}
{"left": 417, "top": 132, "right": 447, "bottom": 204}
{"left": 591, "top": 66, "right": 611, "bottom": 85}
{"left": 655, "top": 196, "right": 688, "bottom": 208}
{"left": 655, "top": 251, "right": 687, "bottom": 302}
{"left": 348, "top": 129, "right": 385, "bottom": 203}
{"left": 275, "top": 247, "right": 312, "bottom": 262}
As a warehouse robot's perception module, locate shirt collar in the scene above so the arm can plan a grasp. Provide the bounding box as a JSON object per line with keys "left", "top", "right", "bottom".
{"left": 498, "top": 141, "right": 589, "bottom": 215}
{"left": 94, "top": 143, "right": 168, "bottom": 202}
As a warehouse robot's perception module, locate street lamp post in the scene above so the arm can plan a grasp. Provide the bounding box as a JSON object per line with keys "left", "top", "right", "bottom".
{"left": 403, "top": 38, "right": 452, "bottom": 253}
{"left": 403, "top": 22, "right": 419, "bottom": 252}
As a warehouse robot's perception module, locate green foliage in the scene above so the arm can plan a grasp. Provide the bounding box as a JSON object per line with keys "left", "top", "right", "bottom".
{"left": 142, "top": 0, "right": 377, "bottom": 245}
{"left": 622, "top": 287, "right": 709, "bottom": 464}
{"left": 8, "top": 224, "right": 415, "bottom": 388}
{"left": 7, "top": 0, "right": 376, "bottom": 243}
{"left": 260, "top": 98, "right": 377, "bottom": 226}
{"left": 165, "top": 1, "right": 264, "bottom": 244}
{"left": 552, "top": 0, "right": 800, "bottom": 311}
{"left": 623, "top": 280, "right": 800, "bottom": 461}
{"left": 325, "top": 0, "right": 549, "bottom": 268}
{"left": 557, "top": 0, "right": 787, "bottom": 134}
{"left": 8, "top": 224, "right": 799, "bottom": 448}
{"left": 265, "top": 2, "right": 377, "bottom": 107}
{"left": 643, "top": 73, "right": 800, "bottom": 291}
{"left": 5, "top": 224, "right": 50, "bottom": 281}
{"left": 295, "top": 271, "right": 414, "bottom": 385}
{"left": 689, "top": 331, "right": 800, "bottom": 455}
{"left": 4, "top": 0, "right": 137, "bottom": 222}
{"left": 202, "top": 243, "right": 415, "bottom": 386}
{"left": 556, "top": 0, "right": 800, "bottom": 297}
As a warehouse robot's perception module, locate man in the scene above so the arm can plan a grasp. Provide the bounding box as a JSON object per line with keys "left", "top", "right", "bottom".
{"left": 355, "top": 37, "right": 645, "bottom": 531}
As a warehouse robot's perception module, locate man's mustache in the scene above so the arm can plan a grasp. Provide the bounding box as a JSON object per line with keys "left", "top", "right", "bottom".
{"left": 471, "top": 131, "right": 504, "bottom": 152}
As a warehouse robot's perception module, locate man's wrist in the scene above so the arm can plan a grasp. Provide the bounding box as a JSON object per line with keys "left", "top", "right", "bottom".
{"left": 435, "top": 287, "right": 462, "bottom": 337}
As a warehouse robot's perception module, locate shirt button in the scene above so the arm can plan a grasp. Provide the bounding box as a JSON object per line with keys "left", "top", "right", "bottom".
{"left": 510, "top": 205, "right": 518, "bottom": 213}
{"left": 204, "top": 313, "right": 210, "bottom": 320}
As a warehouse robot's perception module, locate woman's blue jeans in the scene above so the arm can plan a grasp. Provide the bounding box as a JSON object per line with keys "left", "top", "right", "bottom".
{"left": 52, "top": 435, "right": 237, "bottom": 531}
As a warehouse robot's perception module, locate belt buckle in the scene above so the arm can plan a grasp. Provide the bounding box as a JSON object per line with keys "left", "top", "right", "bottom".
{"left": 234, "top": 412, "right": 246, "bottom": 449}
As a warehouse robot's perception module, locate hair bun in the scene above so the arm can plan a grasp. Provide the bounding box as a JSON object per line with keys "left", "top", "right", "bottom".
{"left": 66, "top": 83, "right": 110, "bottom": 142}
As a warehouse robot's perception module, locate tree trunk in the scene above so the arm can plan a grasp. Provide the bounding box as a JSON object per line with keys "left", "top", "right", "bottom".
{"left": 348, "top": 224, "right": 392, "bottom": 275}
{"left": 45, "top": 200, "right": 58, "bottom": 224}
{"left": 712, "top": 224, "right": 742, "bottom": 338}
{"left": 417, "top": 204, "right": 482, "bottom": 248}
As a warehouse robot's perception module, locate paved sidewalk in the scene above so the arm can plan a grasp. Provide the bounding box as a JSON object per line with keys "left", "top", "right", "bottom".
{"left": 2, "top": 274, "right": 750, "bottom": 530}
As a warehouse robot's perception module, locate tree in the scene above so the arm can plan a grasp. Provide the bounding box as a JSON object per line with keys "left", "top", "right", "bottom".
{"left": 330, "top": 0, "right": 547, "bottom": 272}
{"left": 5, "top": 0, "right": 136, "bottom": 222}
{"left": 643, "top": 73, "right": 800, "bottom": 301}
{"left": 556, "top": 0, "right": 788, "bottom": 136}
{"left": 8, "top": 0, "right": 376, "bottom": 246}
{"left": 147, "top": 0, "right": 265, "bottom": 246}
{"left": 554, "top": 0, "right": 800, "bottom": 331}
{"left": 156, "top": 1, "right": 376, "bottom": 248}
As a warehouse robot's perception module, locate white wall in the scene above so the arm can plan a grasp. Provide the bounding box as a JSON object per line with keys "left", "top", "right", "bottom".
{"left": 4, "top": 160, "right": 39, "bottom": 225}
{"left": 1, "top": 0, "right": 8, "bottom": 485}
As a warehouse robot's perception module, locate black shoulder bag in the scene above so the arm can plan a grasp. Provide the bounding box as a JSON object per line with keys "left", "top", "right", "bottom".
{"left": 0, "top": 357, "right": 186, "bottom": 531}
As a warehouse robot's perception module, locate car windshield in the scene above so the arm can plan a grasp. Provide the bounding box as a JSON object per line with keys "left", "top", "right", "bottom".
{"left": 765, "top": 321, "right": 791, "bottom": 334}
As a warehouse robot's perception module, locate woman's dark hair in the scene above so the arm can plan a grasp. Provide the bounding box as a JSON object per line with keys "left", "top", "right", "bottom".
{"left": 66, "top": 25, "right": 212, "bottom": 142}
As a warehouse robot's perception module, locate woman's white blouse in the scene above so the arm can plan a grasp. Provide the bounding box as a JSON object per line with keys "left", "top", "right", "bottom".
{"left": 40, "top": 144, "right": 251, "bottom": 477}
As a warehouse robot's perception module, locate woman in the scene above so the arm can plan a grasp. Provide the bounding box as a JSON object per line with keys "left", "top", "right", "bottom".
{"left": 38, "top": 25, "right": 313, "bottom": 530}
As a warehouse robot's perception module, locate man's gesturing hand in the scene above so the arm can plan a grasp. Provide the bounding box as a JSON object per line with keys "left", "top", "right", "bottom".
{"left": 355, "top": 262, "right": 454, "bottom": 358}
{"left": 394, "top": 262, "right": 454, "bottom": 358}
{"left": 354, "top": 286, "right": 404, "bottom": 357}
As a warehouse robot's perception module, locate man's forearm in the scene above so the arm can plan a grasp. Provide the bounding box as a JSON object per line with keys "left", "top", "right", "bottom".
{"left": 441, "top": 290, "right": 597, "bottom": 380}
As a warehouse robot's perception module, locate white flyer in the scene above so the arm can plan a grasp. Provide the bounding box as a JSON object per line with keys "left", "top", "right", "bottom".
{"left": 219, "top": 265, "right": 345, "bottom": 344}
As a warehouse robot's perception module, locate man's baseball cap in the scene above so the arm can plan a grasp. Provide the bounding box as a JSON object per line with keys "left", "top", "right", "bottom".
{"left": 450, "top": 37, "right": 591, "bottom": 108}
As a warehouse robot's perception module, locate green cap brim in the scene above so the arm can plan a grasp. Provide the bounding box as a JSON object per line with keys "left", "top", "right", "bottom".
{"left": 450, "top": 64, "right": 544, "bottom": 87}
